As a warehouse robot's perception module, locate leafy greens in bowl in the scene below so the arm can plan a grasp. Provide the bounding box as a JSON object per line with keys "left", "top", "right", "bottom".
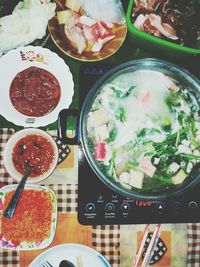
{"left": 81, "top": 59, "right": 200, "bottom": 199}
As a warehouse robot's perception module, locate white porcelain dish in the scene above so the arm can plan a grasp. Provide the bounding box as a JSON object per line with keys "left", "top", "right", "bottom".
{"left": 0, "top": 45, "right": 74, "bottom": 127}
{"left": 29, "top": 243, "right": 111, "bottom": 267}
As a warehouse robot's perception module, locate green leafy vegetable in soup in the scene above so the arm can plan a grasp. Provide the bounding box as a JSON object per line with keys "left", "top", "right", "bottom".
{"left": 86, "top": 70, "right": 200, "bottom": 192}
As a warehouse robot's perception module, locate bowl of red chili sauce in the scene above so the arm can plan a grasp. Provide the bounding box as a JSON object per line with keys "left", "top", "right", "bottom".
{"left": 3, "top": 128, "right": 59, "bottom": 183}
{"left": 9, "top": 66, "right": 61, "bottom": 117}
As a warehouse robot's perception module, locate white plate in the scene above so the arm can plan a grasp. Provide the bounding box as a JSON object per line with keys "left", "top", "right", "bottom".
{"left": 29, "top": 243, "right": 111, "bottom": 267}
{"left": 0, "top": 45, "right": 74, "bottom": 127}
{"left": 0, "top": 184, "right": 57, "bottom": 250}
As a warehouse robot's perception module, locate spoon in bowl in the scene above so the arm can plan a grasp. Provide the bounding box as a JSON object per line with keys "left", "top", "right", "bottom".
{"left": 4, "top": 163, "right": 32, "bottom": 218}
{"left": 59, "top": 260, "right": 76, "bottom": 267}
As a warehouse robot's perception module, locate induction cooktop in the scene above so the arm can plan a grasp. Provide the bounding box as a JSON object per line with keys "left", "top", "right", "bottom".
{"left": 77, "top": 62, "right": 200, "bottom": 225}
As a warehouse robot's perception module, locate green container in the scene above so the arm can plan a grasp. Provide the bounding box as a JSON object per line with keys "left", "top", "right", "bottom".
{"left": 126, "top": 0, "right": 200, "bottom": 59}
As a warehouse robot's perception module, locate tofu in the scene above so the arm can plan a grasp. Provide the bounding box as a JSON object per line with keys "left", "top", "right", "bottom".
{"left": 186, "top": 162, "right": 193, "bottom": 174}
{"left": 92, "top": 109, "right": 110, "bottom": 127}
{"left": 168, "top": 162, "right": 180, "bottom": 174}
{"left": 178, "top": 144, "right": 192, "bottom": 154}
{"left": 172, "top": 170, "right": 187, "bottom": 185}
{"left": 138, "top": 157, "right": 156, "bottom": 177}
{"left": 65, "top": 0, "right": 81, "bottom": 12}
{"left": 128, "top": 170, "right": 144, "bottom": 189}
{"left": 119, "top": 172, "right": 130, "bottom": 184}
{"left": 57, "top": 10, "right": 73, "bottom": 24}
{"left": 153, "top": 157, "right": 160, "bottom": 165}
{"left": 95, "top": 124, "right": 109, "bottom": 141}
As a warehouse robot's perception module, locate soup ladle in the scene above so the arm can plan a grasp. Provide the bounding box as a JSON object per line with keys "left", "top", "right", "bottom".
{"left": 4, "top": 163, "right": 32, "bottom": 218}
{"left": 59, "top": 260, "right": 75, "bottom": 267}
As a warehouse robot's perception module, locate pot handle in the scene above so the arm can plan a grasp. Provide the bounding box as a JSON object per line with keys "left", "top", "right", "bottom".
{"left": 57, "top": 109, "right": 80, "bottom": 145}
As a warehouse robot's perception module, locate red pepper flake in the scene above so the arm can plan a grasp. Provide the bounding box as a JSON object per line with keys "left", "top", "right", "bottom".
{"left": 12, "top": 134, "right": 55, "bottom": 177}
{"left": 1, "top": 189, "right": 53, "bottom": 243}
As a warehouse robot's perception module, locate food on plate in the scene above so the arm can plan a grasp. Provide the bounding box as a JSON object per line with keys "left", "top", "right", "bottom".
{"left": 81, "top": 0, "right": 125, "bottom": 24}
{"left": 12, "top": 134, "right": 55, "bottom": 178}
{"left": 86, "top": 70, "right": 200, "bottom": 192}
{"left": 1, "top": 189, "right": 53, "bottom": 243}
{"left": 56, "top": 0, "right": 125, "bottom": 54}
{"left": 10, "top": 66, "right": 61, "bottom": 117}
{"left": 0, "top": 0, "right": 56, "bottom": 54}
{"left": 131, "top": 0, "right": 200, "bottom": 48}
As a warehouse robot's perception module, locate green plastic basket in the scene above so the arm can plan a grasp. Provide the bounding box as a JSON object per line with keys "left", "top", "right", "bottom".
{"left": 126, "top": 0, "right": 200, "bottom": 58}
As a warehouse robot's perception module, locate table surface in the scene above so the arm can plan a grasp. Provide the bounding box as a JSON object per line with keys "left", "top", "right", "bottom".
{"left": 0, "top": 1, "right": 200, "bottom": 266}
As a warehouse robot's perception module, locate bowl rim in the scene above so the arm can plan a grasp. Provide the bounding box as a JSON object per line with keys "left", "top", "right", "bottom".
{"left": 126, "top": 0, "right": 200, "bottom": 54}
{"left": 80, "top": 58, "right": 200, "bottom": 200}
{"left": 3, "top": 128, "right": 59, "bottom": 184}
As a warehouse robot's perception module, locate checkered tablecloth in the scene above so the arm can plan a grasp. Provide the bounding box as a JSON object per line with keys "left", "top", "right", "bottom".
{"left": 46, "top": 184, "right": 78, "bottom": 213}
{"left": 0, "top": 128, "right": 15, "bottom": 184}
{"left": 187, "top": 223, "right": 200, "bottom": 267}
{"left": 92, "top": 225, "right": 120, "bottom": 267}
{"left": 0, "top": 250, "right": 19, "bottom": 267}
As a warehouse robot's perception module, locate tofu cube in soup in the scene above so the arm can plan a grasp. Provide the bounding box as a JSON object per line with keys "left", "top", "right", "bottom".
{"left": 129, "top": 170, "right": 144, "bottom": 189}
{"left": 119, "top": 172, "right": 130, "bottom": 184}
{"left": 95, "top": 124, "right": 109, "bottom": 141}
{"left": 114, "top": 149, "right": 131, "bottom": 176}
{"left": 138, "top": 157, "right": 156, "bottom": 177}
{"left": 92, "top": 109, "right": 110, "bottom": 127}
{"left": 172, "top": 170, "right": 187, "bottom": 185}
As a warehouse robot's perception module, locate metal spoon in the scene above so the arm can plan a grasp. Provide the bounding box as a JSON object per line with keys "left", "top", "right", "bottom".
{"left": 59, "top": 260, "right": 75, "bottom": 267}
{"left": 4, "top": 164, "right": 32, "bottom": 218}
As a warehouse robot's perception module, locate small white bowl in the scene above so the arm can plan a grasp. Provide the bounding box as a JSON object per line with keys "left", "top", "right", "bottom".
{"left": 3, "top": 128, "right": 59, "bottom": 183}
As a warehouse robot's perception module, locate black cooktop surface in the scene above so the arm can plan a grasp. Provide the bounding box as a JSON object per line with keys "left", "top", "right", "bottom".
{"left": 78, "top": 63, "right": 200, "bottom": 225}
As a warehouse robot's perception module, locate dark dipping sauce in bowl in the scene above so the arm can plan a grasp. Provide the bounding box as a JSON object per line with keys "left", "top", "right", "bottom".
{"left": 12, "top": 134, "right": 55, "bottom": 177}
{"left": 9, "top": 66, "right": 61, "bottom": 117}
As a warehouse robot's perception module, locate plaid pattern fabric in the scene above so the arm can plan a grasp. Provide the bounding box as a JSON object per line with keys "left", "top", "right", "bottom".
{"left": 92, "top": 225, "right": 120, "bottom": 267}
{"left": 187, "top": 223, "right": 200, "bottom": 267}
{"left": 0, "top": 129, "right": 15, "bottom": 184}
{"left": 52, "top": 136, "right": 71, "bottom": 165}
{"left": 0, "top": 250, "right": 20, "bottom": 267}
{"left": 46, "top": 184, "right": 78, "bottom": 213}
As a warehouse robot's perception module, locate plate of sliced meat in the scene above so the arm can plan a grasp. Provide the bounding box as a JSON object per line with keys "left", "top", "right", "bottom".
{"left": 48, "top": 0, "right": 127, "bottom": 61}
{"left": 0, "top": 45, "right": 74, "bottom": 127}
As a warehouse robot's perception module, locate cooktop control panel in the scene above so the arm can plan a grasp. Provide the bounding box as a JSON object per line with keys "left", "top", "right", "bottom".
{"left": 78, "top": 144, "right": 200, "bottom": 225}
